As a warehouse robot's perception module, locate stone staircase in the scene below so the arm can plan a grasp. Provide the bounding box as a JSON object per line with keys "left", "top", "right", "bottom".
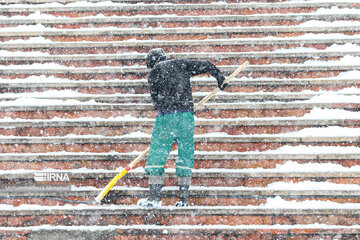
{"left": 1, "top": 0, "right": 360, "bottom": 239}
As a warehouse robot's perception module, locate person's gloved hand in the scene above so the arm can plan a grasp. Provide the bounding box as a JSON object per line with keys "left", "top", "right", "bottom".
{"left": 217, "top": 75, "right": 228, "bottom": 91}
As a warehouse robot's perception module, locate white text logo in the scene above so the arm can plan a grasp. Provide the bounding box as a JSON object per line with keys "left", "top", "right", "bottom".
{"left": 34, "top": 173, "right": 70, "bottom": 182}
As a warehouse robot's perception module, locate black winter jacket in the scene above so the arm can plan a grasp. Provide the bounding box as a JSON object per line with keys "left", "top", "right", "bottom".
{"left": 148, "top": 59, "right": 224, "bottom": 115}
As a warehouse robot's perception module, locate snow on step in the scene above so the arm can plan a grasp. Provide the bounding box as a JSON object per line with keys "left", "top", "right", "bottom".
{"left": 1, "top": 9, "right": 359, "bottom": 29}
{"left": 2, "top": 145, "right": 360, "bottom": 161}
{"left": 2, "top": 35, "right": 360, "bottom": 53}
{"left": 0, "top": 107, "right": 359, "bottom": 138}
{"left": 1, "top": 25, "right": 359, "bottom": 40}
{"left": 1, "top": 1, "right": 357, "bottom": 14}
{"left": 1, "top": 63, "right": 359, "bottom": 74}
{"left": 1, "top": 224, "right": 360, "bottom": 240}
{"left": 1, "top": 103, "right": 359, "bottom": 122}
{"left": 0, "top": 86, "right": 359, "bottom": 102}
{"left": 2, "top": 184, "right": 360, "bottom": 208}
{"left": 0, "top": 146, "right": 359, "bottom": 173}
{"left": 3, "top": 49, "right": 360, "bottom": 60}
{"left": 2, "top": 50, "right": 360, "bottom": 69}
{"left": 1, "top": 73, "right": 359, "bottom": 93}
{"left": 1, "top": 53, "right": 360, "bottom": 79}
{"left": 0, "top": 127, "right": 359, "bottom": 156}
{"left": 2, "top": 160, "right": 360, "bottom": 192}
{"left": 0, "top": 200, "right": 359, "bottom": 227}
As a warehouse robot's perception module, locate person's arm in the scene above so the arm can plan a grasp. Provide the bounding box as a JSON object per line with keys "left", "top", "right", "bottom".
{"left": 186, "top": 60, "right": 227, "bottom": 90}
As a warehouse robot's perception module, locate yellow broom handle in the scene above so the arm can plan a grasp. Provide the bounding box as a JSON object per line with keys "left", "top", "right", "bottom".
{"left": 194, "top": 61, "right": 249, "bottom": 112}
{"left": 95, "top": 146, "right": 150, "bottom": 203}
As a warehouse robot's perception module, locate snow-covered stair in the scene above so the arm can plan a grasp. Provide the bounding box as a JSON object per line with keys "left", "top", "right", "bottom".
{"left": 1, "top": 0, "right": 360, "bottom": 239}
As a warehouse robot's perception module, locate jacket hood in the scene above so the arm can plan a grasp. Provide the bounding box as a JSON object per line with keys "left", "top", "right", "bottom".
{"left": 146, "top": 48, "right": 167, "bottom": 69}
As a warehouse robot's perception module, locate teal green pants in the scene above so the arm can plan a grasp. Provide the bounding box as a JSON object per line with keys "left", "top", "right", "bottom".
{"left": 145, "top": 112, "right": 195, "bottom": 177}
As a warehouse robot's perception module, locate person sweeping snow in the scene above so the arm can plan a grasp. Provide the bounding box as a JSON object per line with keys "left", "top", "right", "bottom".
{"left": 137, "top": 48, "right": 227, "bottom": 208}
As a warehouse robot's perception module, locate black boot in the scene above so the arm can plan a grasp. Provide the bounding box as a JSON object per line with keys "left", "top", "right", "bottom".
{"left": 175, "top": 185, "right": 189, "bottom": 207}
{"left": 148, "top": 184, "right": 162, "bottom": 202}
{"left": 137, "top": 184, "right": 162, "bottom": 208}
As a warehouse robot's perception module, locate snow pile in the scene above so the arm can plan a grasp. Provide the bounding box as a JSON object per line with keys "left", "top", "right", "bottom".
{"left": 280, "top": 126, "right": 360, "bottom": 137}
{"left": 271, "top": 161, "right": 360, "bottom": 172}
{"left": 1, "top": 36, "right": 53, "bottom": 44}
{"left": 316, "top": 6, "right": 360, "bottom": 14}
{"left": 0, "top": 97, "right": 100, "bottom": 106}
{"left": 261, "top": 145, "right": 360, "bottom": 154}
{"left": 273, "top": 43, "right": 360, "bottom": 53}
{"left": 304, "top": 55, "right": 360, "bottom": 66}
{"left": 304, "top": 92, "right": 360, "bottom": 103}
{"left": 264, "top": 196, "right": 360, "bottom": 209}
{"left": 299, "top": 20, "right": 360, "bottom": 27}
{"left": 196, "top": 126, "right": 360, "bottom": 138}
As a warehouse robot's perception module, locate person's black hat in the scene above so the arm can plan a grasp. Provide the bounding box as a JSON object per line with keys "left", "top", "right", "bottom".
{"left": 146, "top": 48, "right": 167, "bottom": 69}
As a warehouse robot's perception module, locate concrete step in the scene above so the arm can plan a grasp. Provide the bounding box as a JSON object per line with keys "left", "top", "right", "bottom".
{"left": 2, "top": 26, "right": 360, "bottom": 43}
{"left": 2, "top": 13, "right": 360, "bottom": 29}
{"left": 0, "top": 0, "right": 247, "bottom": 3}
{"left": 1, "top": 77, "right": 359, "bottom": 95}
{"left": 0, "top": 204, "right": 359, "bottom": 227}
{"left": 1, "top": 224, "right": 360, "bottom": 240}
{"left": 2, "top": 186, "right": 360, "bottom": 206}
{"left": 1, "top": 2, "right": 357, "bottom": 17}
{"left": 1, "top": 102, "right": 359, "bottom": 119}
{"left": 0, "top": 133, "right": 358, "bottom": 153}
{"left": 1, "top": 64, "right": 360, "bottom": 80}
{"left": 2, "top": 37, "right": 359, "bottom": 54}
{"left": 2, "top": 166, "right": 360, "bottom": 187}
{"left": 1, "top": 151, "right": 359, "bottom": 170}
{"left": 1, "top": 0, "right": 355, "bottom": 4}
{"left": 0, "top": 117, "right": 359, "bottom": 136}
{"left": 1, "top": 91, "right": 358, "bottom": 103}
{"left": 2, "top": 51, "right": 360, "bottom": 67}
